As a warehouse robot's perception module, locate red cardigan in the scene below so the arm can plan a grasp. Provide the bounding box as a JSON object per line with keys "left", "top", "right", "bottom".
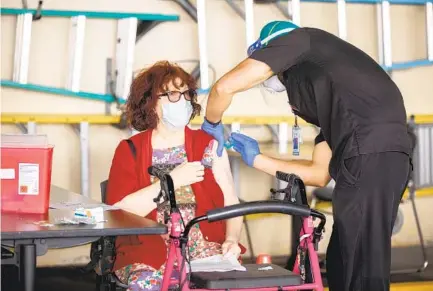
{"left": 106, "top": 127, "right": 245, "bottom": 270}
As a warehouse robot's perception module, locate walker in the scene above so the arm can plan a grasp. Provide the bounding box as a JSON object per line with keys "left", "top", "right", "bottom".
{"left": 149, "top": 166, "right": 327, "bottom": 291}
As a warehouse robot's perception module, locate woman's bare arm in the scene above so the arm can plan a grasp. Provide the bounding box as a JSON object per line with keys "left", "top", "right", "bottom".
{"left": 114, "top": 183, "right": 160, "bottom": 217}
{"left": 210, "top": 141, "right": 243, "bottom": 243}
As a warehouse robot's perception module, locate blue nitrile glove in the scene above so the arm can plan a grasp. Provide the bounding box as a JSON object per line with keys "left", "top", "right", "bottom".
{"left": 229, "top": 132, "right": 261, "bottom": 167}
{"left": 201, "top": 117, "right": 225, "bottom": 157}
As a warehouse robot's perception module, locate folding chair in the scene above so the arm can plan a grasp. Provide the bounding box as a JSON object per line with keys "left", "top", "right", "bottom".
{"left": 83, "top": 180, "right": 127, "bottom": 291}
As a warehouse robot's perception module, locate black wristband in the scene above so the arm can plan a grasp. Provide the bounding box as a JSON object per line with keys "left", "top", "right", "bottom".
{"left": 205, "top": 117, "right": 221, "bottom": 127}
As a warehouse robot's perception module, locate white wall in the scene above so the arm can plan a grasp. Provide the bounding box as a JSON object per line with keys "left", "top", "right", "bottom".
{"left": 1, "top": 0, "right": 432, "bottom": 266}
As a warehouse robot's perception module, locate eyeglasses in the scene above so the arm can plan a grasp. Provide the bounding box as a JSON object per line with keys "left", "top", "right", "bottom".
{"left": 158, "top": 89, "right": 196, "bottom": 103}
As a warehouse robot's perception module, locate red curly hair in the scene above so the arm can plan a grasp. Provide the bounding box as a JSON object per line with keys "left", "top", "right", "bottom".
{"left": 126, "top": 61, "right": 201, "bottom": 131}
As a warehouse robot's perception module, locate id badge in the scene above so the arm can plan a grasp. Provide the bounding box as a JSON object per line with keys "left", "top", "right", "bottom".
{"left": 292, "top": 114, "right": 302, "bottom": 156}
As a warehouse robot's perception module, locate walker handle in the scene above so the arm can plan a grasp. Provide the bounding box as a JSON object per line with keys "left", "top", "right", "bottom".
{"left": 206, "top": 200, "right": 311, "bottom": 222}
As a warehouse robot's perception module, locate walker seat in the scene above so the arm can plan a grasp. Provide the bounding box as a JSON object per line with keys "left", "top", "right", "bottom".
{"left": 190, "top": 263, "right": 302, "bottom": 289}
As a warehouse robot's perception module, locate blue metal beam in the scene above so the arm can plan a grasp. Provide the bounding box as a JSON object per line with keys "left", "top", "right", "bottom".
{"left": 297, "top": 0, "right": 430, "bottom": 4}
{"left": 347, "top": 0, "right": 430, "bottom": 4}
{"left": 199, "top": 88, "right": 210, "bottom": 95}
{"left": 0, "top": 8, "right": 180, "bottom": 21}
{"left": 0, "top": 80, "right": 123, "bottom": 103}
{"left": 382, "top": 59, "right": 433, "bottom": 71}
{"left": 0, "top": 80, "right": 209, "bottom": 102}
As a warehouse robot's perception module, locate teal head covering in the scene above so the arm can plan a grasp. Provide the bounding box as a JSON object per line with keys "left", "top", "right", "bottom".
{"left": 247, "top": 20, "right": 300, "bottom": 56}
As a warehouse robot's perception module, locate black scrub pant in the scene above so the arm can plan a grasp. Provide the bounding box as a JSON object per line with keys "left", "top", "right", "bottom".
{"left": 326, "top": 152, "right": 411, "bottom": 291}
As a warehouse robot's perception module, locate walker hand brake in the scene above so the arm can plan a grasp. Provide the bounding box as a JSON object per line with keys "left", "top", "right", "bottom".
{"left": 270, "top": 187, "right": 297, "bottom": 203}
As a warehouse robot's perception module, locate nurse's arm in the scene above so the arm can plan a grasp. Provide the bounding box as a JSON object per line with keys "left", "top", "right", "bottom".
{"left": 205, "top": 58, "right": 274, "bottom": 123}
{"left": 253, "top": 141, "right": 332, "bottom": 187}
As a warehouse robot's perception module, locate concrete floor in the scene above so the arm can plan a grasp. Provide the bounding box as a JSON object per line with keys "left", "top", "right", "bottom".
{"left": 2, "top": 246, "right": 433, "bottom": 291}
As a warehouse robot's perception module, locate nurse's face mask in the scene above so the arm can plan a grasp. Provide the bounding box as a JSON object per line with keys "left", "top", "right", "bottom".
{"left": 158, "top": 89, "right": 195, "bottom": 130}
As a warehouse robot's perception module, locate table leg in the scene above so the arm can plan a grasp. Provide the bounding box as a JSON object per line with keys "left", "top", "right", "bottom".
{"left": 18, "top": 244, "right": 36, "bottom": 291}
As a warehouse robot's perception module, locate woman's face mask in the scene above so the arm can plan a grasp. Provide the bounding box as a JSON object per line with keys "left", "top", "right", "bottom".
{"left": 261, "top": 75, "right": 286, "bottom": 94}
{"left": 161, "top": 96, "right": 193, "bottom": 130}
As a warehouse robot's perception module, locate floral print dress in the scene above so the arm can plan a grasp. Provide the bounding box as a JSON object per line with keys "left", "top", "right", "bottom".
{"left": 115, "top": 144, "right": 222, "bottom": 291}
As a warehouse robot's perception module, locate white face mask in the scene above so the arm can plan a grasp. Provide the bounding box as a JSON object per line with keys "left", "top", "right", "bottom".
{"left": 161, "top": 97, "right": 193, "bottom": 130}
{"left": 261, "top": 75, "right": 286, "bottom": 94}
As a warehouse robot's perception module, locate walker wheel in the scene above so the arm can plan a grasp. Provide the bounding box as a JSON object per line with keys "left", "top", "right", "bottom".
{"left": 392, "top": 207, "right": 404, "bottom": 236}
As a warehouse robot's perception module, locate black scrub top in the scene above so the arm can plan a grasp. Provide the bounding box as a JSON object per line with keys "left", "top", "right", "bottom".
{"left": 250, "top": 27, "right": 412, "bottom": 179}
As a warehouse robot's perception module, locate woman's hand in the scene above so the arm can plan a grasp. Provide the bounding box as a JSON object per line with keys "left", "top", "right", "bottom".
{"left": 170, "top": 161, "right": 205, "bottom": 189}
{"left": 222, "top": 239, "right": 241, "bottom": 259}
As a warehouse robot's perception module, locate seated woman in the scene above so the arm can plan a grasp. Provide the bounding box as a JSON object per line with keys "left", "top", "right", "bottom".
{"left": 106, "top": 61, "right": 245, "bottom": 290}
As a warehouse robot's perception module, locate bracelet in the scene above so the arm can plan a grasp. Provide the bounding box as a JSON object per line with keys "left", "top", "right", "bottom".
{"left": 205, "top": 117, "right": 221, "bottom": 127}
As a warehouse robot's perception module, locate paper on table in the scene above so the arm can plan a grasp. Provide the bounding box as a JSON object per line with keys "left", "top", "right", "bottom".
{"left": 50, "top": 201, "right": 119, "bottom": 211}
{"left": 186, "top": 254, "right": 246, "bottom": 273}
{"left": 74, "top": 206, "right": 103, "bottom": 218}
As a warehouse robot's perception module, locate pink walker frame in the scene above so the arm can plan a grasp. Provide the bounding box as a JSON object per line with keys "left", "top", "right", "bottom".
{"left": 148, "top": 166, "right": 326, "bottom": 291}
{"left": 160, "top": 211, "right": 325, "bottom": 291}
